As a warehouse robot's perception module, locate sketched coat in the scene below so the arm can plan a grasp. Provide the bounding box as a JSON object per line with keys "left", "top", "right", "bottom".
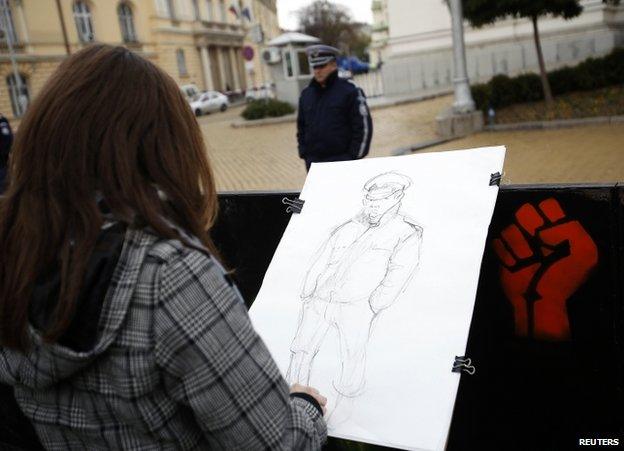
{"left": 289, "top": 203, "right": 422, "bottom": 396}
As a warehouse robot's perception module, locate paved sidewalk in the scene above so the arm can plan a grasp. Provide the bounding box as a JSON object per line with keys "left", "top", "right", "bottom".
{"left": 200, "top": 96, "right": 624, "bottom": 192}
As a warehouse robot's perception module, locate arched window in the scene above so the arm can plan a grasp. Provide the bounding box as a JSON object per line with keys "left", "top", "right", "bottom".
{"left": 6, "top": 73, "right": 29, "bottom": 117}
{"left": 0, "top": 0, "right": 18, "bottom": 45}
{"left": 73, "top": 1, "right": 95, "bottom": 42}
{"left": 176, "top": 49, "right": 187, "bottom": 76}
{"left": 118, "top": 2, "right": 137, "bottom": 42}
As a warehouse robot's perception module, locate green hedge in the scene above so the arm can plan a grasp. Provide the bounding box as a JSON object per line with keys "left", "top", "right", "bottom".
{"left": 471, "top": 47, "right": 624, "bottom": 111}
{"left": 241, "top": 99, "right": 295, "bottom": 120}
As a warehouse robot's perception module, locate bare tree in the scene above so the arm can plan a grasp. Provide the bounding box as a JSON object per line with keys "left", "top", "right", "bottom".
{"left": 296, "top": 0, "right": 370, "bottom": 59}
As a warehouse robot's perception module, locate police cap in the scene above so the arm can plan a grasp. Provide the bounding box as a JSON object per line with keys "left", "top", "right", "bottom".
{"left": 305, "top": 44, "right": 341, "bottom": 68}
{"left": 364, "top": 172, "right": 412, "bottom": 200}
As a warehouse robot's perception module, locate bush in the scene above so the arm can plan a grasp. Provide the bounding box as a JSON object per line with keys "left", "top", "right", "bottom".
{"left": 548, "top": 66, "right": 579, "bottom": 95}
{"left": 514, "top": 73, "right": 543, "bottom": 103}
{"left": 471, "top": 46, "right": 624, "bottom": 111}
{"left": 241, "top": 99, "right": 295, "bottom": 120}
{"left": 471, "top": 83, "right": 491, "bottom": 111}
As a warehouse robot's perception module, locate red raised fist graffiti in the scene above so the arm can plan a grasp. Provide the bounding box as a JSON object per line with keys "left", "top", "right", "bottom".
{"left": 492, "top": 198, "right": 598, "bottom": 341}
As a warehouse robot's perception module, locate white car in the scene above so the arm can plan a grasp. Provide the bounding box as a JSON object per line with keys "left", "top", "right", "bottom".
{"left": 245, "top": 84, "right": 276, "bottom": 102}
{"left": 190, "top": 91, "right": 229, "bottom": 116}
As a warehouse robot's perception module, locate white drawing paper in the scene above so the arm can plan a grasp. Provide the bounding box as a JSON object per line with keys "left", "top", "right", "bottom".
{"left": 249, "top": 146, "right": 506, "bottom": 451}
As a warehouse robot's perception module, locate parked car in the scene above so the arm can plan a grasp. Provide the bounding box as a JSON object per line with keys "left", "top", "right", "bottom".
{"left": 180, "top": 84, "right": 200, "bottom": 103}
{"left": 337, "top": 56, "right": 370, "bottom": 75}
{"left": 245, "top": 83, "right": 276, "bottom": 102}
{"left": 190, "top": 91, "right": 229, "bottom": 116}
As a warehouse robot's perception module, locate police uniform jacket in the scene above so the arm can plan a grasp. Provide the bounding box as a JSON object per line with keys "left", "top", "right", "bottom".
{"left": 297, "top": 71, "right": 373, "bottom": 164}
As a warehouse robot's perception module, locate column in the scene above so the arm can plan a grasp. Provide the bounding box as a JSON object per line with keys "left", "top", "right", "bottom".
{"left": 200, "top": 46, "right": 214, "bottom": 91}
{"left": 229, "top": 47, "right": 241, "bottom": 91}
{"left": 216, "top": 47, "right": 227, "bottom": 91}
{"left": 449, "top": 0, "right": 475, "bottom": 113}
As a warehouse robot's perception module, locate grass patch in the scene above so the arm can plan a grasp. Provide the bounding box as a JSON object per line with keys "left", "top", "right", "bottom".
{"left": 492, "top": 85, "right": 624, "bottom": 124}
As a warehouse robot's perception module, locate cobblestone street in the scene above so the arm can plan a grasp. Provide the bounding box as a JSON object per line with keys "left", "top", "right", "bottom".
{"left": 200, "top": 96, "right": 624, "bottom": 192}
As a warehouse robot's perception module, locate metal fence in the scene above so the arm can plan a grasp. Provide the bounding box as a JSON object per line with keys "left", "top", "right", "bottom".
{"left": 352, "top": 70, "right": 384, "bottom": 98}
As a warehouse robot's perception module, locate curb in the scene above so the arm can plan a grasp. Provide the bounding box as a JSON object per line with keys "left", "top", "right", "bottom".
{"left": 229, "top": 89, "right": 453, "bottom": 128}
{"left": 484, "top": 115, "right": 624, "bottom": 132}
{"left": 392, "top": 137, "right": 460, "bottom": 156}
{"left": 230, "top": 114, "right": 297, "bottom": 128}
{"left": 368, "top": 88, "right": 453, "bottom": 111}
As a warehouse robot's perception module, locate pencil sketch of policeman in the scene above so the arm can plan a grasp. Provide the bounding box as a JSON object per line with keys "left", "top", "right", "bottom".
{"left": 287, "top": 172, "right": 423, "bottom": 398}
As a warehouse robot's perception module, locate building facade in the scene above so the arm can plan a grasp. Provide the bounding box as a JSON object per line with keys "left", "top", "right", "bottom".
{"left": 242, "top": 0, "right": 280, "bottom": 89}
{"left": 372, "top": 0, "right": 624, "bottom": 97}
{"left": 369, "top": 0, "right": 388, "bottom": 68}
{"left": 0, "top": 0, "right": 280, "bottom": 122}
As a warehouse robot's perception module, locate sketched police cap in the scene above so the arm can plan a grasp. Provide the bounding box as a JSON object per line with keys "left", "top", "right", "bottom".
{"left": 305, "top": 44, "right": 341, "bottom": 68}
{"left": 364, "top": 172, "right": 412, "bottom": 200}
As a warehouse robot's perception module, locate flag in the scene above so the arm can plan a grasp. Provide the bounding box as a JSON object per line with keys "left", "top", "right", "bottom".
{"left": 228, "top": 4, "right": 239, "bottom": 18}
{"left": 241, "top": 6, "right": 252, "bottom": 22}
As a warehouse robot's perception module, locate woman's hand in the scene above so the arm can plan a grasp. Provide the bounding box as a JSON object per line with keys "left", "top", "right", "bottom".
{"left": 290, "top": 384, "right": 328, "bottom": 415}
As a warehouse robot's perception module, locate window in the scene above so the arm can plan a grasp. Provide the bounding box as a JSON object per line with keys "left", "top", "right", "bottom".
{"left": 118, "top": 3, "right": 137, "bottom": 42}
{"left": 0, "top": 0, "right": 18, "bottom": 45}
{"left": 192, "top": 0, "right": 200, "bottom": 20}
{"left": 297, "top": 50, "right": 310, "bottom": 76}
{"left": 205, "top": 0, "right": 213, "bottom": 20}
{"left": 176, "top": 49, "right": 187, "bottom": 76}
{"left": 284, "top": 50, "right": 293, "bottom": 78}
{"left": 73, "top": 1, "right": 95, "bottom": 42}
{"left": 219, "top": 0, "right": 226, "bottom": 22}
{"left": 6, "top": 73, "right": 29, "bottom": 117}
{"left": 165, "top": 0, "right": 176, "bottom": 19}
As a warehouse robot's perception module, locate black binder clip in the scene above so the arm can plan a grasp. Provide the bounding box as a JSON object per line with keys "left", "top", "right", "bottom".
{"left": 489, "top": 172, "right": 502, "bottom": 186}
{"left": 282, "top": 197, "right": 305, "bottom": 214}
{"left": 452, "top": 356, "right": 476, "bottom": 375}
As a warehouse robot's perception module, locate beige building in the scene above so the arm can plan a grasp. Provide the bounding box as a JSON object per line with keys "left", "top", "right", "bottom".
{"left": 242, "top": 0, "right": 279, "bottom": 89}
{"left": 0, "top": 0, "right": 280, "bottom": 122}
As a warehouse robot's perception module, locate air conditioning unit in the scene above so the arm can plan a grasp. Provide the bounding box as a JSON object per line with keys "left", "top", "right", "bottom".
{"left": 262, "top": 47, "right": 282, "bottom": 65}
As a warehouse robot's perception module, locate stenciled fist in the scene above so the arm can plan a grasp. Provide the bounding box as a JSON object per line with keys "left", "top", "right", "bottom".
{"left": 492, "top": 198, "right": 598, "bottom": 340}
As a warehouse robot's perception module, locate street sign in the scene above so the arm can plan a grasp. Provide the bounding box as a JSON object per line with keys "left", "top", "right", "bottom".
{"left": 243, "top": 46, "right": 254, "bottom": 61}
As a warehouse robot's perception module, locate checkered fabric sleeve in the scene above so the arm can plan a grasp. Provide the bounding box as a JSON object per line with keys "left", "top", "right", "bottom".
{"left": 154, "top": 247, "right": 327, "bottom": 450}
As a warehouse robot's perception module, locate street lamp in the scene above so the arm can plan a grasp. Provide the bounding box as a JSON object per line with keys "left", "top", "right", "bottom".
{"left": 448, "top": 0, "right": 475, "bottom": 113}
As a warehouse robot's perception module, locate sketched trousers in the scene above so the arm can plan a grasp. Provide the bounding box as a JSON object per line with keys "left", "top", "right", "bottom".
{"left": 288, "top": 296, "right": 376, "bottom": 397}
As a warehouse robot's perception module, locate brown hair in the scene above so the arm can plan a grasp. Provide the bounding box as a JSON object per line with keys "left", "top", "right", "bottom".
{"left": 0, "top": 44, "right": 220, "bottom": 350}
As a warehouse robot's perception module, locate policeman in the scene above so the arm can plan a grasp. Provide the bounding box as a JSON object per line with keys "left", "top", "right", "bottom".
{"left": 297, "top": 44, "right": 373, "bottom": 171}
{"left": 0, "top": 113, "right": 13, "bottom": 193}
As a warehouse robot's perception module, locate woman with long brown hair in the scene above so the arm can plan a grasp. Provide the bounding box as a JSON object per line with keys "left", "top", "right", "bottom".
{"left": 0, "top": 44, "right": 327, "bottom": 449}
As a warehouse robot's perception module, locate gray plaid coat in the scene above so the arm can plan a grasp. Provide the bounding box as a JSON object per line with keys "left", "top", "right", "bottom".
{"left": 0, "top": 227, "right": 327, "bottom": 449}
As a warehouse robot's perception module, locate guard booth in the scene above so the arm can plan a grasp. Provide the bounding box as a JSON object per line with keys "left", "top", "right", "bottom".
{"left": 261, "top": 32, "right": 319, "bottom": 106}
{"left": 1, "top": 184, "right": 623, "bottom": 450}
